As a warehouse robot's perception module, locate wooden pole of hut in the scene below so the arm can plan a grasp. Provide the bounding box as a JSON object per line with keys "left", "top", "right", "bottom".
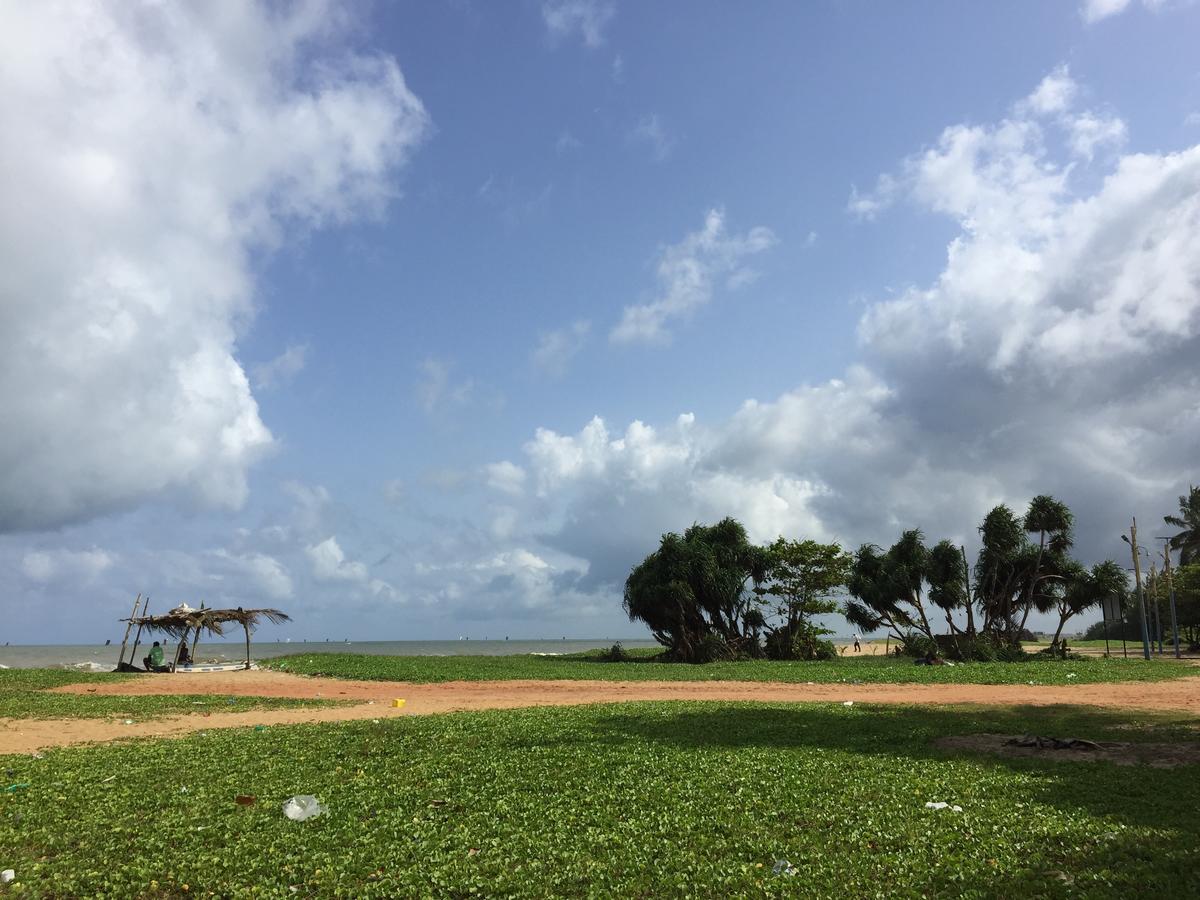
{"left": 241, "top": 608, "right": 252, "bottom": 670}
{"left": 115, "top": 593, "right": 142, "bottom": 668}
{"left": 128, "top": 597, "right": 150, "bottom": 670}
{"left": 189, "top": 602, "right": 206, "bottom": 664}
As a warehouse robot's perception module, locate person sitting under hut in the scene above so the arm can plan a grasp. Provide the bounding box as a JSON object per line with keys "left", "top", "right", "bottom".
{"left": 143, "top": 640, "right": 168, "bottom": 672}
{"left": 176, "top": 641, "right": 192, "bottom": 668}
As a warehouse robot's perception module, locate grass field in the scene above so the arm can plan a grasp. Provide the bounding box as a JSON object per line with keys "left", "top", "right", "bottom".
{"left": 263, "top": 650, "right": 1197, "bottom": 685}
{"left": 0, "top": 669, "right": 343, "bottom": 721}
{"left": 1, "top": 701, "right": 1197, "bottom": 897}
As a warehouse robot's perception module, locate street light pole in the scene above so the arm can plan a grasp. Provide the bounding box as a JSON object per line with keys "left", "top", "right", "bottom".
{"left": 1122, "top": 519, "right": 1152, "bottom": 661}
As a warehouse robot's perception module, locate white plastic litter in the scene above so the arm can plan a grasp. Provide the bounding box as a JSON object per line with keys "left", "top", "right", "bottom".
{"left": 924, "top": 802, "right": 963, "bottom": 812}
{"left": 1066, "top": 673, "right": 1078, "bottom": 679}
{"left": 771, "top": 860, "right": 798, "bottom": 876}
{"left": 842, "top": 700, "right": 854, "bottom": 707}
{"left": 282, "top": 795, "right": 326, "bottom": 822}
{"left": 1, "top": 869, "right": 15, "bottom": 884}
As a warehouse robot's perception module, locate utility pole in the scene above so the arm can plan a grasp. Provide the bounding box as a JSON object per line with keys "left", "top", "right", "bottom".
{"left": 1123, "top": 519, "right": 1152, "bottom": 660}
{"left": 1162, "top": 540, "right": 1181, "bottom": 659}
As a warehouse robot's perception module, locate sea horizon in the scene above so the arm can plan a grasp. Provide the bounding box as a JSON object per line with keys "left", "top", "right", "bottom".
{"left": 0, "top": 638, "right": 665, "bottom": 670}
{"left": 0, "top": 633, "right": 881, "bottom": 670}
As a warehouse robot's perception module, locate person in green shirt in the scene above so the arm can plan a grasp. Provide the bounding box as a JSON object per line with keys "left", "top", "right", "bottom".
{"left": 143, "top": 641, "right": 165, "bottom": 672}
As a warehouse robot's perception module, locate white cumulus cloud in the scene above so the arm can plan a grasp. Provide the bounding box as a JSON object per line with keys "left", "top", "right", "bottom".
{"left": 493, "top": 66, "right": 1200, "bottom": 601}
{"left": 0, "top": 1, "right": 428, "bottom": 533}
{"left": 306, "top": 536, "right": 369, "bottom": 583}
{"left": 21, "top": 547, "right": 115, "bottom": 584}
{"left": 212, "top": 549, "right": 294, "bottom": 600}
{"left": 611, "top": 210, "right": 776, "bottom": 345}
{"left": 485, "top": 461, "right": 528, "bottom": 496}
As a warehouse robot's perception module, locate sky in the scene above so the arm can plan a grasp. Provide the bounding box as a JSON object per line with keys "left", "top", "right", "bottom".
{"left": 1, "top": 0, "right": 1199, "bottom": 644}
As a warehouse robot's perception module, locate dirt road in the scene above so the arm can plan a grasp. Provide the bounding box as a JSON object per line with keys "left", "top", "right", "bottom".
{"left": 1, "top": 671, "right": 1196, "bottom": 755}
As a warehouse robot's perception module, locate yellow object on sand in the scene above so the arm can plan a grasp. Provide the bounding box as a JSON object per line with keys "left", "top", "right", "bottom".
{"left": 392, "top": 699, "right": 406, "bottom": 708}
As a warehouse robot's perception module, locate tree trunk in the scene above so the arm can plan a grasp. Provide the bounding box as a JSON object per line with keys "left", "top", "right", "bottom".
{"left": 944, "top": 611, "right": 963, "bottom": 659}
{"left": 960, "top": 546, "right": 976, "bottom": 637}
{"left": 244, "top": 623, "right": 251, "bottom": 670}
{"left": 1050, "top": 610, "right": 1070, "bottom": 649}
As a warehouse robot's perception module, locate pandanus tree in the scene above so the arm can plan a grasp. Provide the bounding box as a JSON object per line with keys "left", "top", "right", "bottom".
{"left": 1021, "top": 495, "right": 1075, "bottom": 635}
{"left": 623, "top": 518, "right": 770, "bottom": 662}
{"left": 927, "top": 539, "right": 972, "bottom": 639}
{"left": 844, "top": 529, "right": 937, "bottom": 641}
{"left": 1049, "top": 560, "right": 1127, "bottom": 649}
{"left": 974, "top": 504, "right": 1029, "bottom": 634}
{"left": 973, "top": 497, "right": 1074, "bottom": 643}
{"left": 1164, "top": 485, "right": 1200, "bottom": 566}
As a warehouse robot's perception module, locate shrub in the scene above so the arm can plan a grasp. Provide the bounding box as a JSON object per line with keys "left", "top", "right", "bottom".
{"left": 901, "top": 632, "right": 1029, "bottom": 662}
{"left": 898, "top": 633, "right": 938, "bottom": 659}
{"left": 692, "top": 632, "right": 735, "bottom": 663}
{"left": 764, "top": 623, "right": 837, "bottom": 661}
{"left": 597, "top": 642, "right": 629, "bottom": 662}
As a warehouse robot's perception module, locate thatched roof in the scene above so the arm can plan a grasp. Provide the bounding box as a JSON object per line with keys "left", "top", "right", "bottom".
{"left": 124, "top": 605, "right": 291, "bottom": 639}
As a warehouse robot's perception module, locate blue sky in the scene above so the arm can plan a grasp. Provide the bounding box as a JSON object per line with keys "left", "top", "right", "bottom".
{"left": 2, "top": 0, "right": 1199, "bottom": 643}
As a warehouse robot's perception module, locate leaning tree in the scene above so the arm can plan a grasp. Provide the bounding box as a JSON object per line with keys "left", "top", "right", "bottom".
{"left": 972, "top": 498, "right": 1074, "bottom": 643}
{"left": 623, "top": 518, "right": 770, "bottom": 662}
{"left": 1049, "top": 559, "right": 1127, "bottom": 649}
{"left": 844, "top": 529, "right": 938, "bottom": 643}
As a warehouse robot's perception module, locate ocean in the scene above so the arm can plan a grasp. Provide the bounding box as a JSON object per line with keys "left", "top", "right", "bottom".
{"left": 0, "top": 639, "right": 663, "bottom": 671}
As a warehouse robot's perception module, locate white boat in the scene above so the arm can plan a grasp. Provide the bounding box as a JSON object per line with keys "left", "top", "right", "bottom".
{"left": 172, "top": 661, "right": 259, "bottom": 673}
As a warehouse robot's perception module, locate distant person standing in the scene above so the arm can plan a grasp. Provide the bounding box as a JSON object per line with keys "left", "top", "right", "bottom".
{"left": 852, "top": 633, "right": 862, "bottom": 653}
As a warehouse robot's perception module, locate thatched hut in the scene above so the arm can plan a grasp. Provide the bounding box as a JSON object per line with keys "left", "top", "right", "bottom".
{"left": 121, "top": 603, "right": 290, "bottom": 670}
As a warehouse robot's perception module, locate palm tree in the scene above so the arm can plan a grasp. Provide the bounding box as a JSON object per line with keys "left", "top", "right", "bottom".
{"left": 1019, "top": 495, "right": 1073, "bottom": 638}
{"left": 1050, "top": 560, "right": 1126, "bottom": 649}
{"left": 1164, "top": 486, "right": 1200, "bottom": 566}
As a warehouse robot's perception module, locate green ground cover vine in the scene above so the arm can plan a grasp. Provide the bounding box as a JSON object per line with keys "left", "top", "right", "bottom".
{"left": 263, "top": 650, "right": 1196, "bottom": 685}
{"left": 0, "top": 670, "right": 342, "bottom": 721}
{"left": 1, "top": 701, "right": 1197, "bottom": 897}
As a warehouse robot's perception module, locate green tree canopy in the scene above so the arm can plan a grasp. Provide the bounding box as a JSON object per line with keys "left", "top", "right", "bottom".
{"left": 1050, "top": 559, "right": 1128, "bottom": 647}
{"left": 757, "top": 537, "right": 851, "bottom": 659}
{"left": 844, "top": 529, "right": 936, "bottom": 640}
{"left": 1164, "top": 485, "right": 1200, "bottom": 566}
{"left": 623, "top": 518, "right": 769, "bottom": 662}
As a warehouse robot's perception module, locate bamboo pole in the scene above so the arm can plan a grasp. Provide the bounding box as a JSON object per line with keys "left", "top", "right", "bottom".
{"left": 115, "top": 593, "right": 142, "bottom": 668}
{"left": 188, "top": 602, "right": 205, "bottom": 666}
{"left": 129, "top": 597, "right": 150, "bottom": 670}
{"left": 244, "top": 621, "right": 251, "bottom": 670}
